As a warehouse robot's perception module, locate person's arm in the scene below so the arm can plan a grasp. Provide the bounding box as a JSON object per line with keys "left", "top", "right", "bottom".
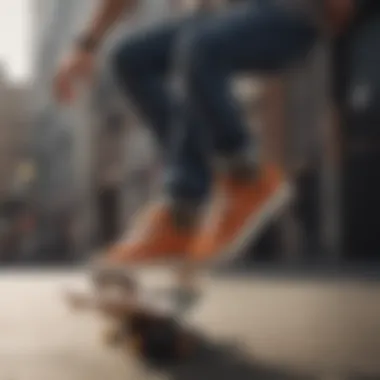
{"left": 55, "top": 0, "right": 139, "bottom": 103}
{"left": 77, "top": 0, "right": 139, "bottom": 52}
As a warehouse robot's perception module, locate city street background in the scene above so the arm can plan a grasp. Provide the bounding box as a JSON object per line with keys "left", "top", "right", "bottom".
{"left": 1, "top": 1, "right": 380, "bottom": 379}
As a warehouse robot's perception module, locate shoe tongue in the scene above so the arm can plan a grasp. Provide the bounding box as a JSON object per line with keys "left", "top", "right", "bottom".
{"left": 173, "top": 204, "right": 200, "bottom": 230}
{"left": 229, "top": 165, "right": 258, "bottom": 182}
{"left": 164, "top": 197, "right": 201, "bottom": 230}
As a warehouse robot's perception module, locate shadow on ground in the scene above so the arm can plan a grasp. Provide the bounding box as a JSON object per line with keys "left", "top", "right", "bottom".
{"left": 145, "top": 336, "right": 313, "bottom": 380}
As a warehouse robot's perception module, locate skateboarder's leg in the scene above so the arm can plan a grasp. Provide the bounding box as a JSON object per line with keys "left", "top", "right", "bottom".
{"left": 168, "top": 0, "right": 318, "bottom": 261}
{"left": 107, "top": 14, "right": 213, "bottom": 264}
{"left": 112, "top": 16, "right": 197, "bottom": 153}
{"left": 104, "top": 1, "right": 317, "bottom": 266}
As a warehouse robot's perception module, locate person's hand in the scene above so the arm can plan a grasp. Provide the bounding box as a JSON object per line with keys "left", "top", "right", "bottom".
{"left": 54, "top": 49, "right": 95, "bottom": 104}
{"left": 324, "top": 0, "right": 356, "bottom": 36}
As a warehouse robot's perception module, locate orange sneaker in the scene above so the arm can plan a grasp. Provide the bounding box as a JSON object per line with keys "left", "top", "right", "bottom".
{"left": 190, "top": 164, "right": 293, "bottom": 264}
{"left": 102, "top": 201, "right": 198, "bottom": 266}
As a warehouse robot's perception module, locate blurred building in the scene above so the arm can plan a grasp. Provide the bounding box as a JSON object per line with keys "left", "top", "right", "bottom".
{"left": 32, "top": 0, "right": 174, "bottom": 254}
{"left": 0, "top": 68, "right": 31, "bottom": 199}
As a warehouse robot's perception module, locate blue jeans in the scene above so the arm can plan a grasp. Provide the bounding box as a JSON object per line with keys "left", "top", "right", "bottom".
{"left": 112, "top": 0, "right": 316, "bottom": 202}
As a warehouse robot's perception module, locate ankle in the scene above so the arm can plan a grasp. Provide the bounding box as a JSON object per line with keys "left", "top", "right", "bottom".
{"left": 163, "top": 196, "right": 202, "bottom": 230}
{"left": 218, "top": 146, "right": 260, "bottom": 181}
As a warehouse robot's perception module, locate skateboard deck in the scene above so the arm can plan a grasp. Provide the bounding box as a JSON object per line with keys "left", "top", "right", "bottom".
{"left": 64, "top": 268, "right": 199, "bottom": 365}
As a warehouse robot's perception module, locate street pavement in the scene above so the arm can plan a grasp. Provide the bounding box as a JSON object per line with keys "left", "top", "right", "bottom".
{"left": 0, "top": 268, "right": 380, "bottom": 380}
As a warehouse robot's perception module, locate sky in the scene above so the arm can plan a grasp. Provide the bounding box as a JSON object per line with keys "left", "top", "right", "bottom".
{"left": 0, "top": 0, "right": 31, "bottom": 82}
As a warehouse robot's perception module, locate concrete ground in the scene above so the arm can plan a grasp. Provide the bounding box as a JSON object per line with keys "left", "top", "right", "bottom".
{"left": 1, "top": 268, "right": 380, "bottom": 380}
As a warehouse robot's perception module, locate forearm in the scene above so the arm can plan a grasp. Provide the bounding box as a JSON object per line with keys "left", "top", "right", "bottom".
{"left": 81, "top": 0, "right": 138, "bottom": 47}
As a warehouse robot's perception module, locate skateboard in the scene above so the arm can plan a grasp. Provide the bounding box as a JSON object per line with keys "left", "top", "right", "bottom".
{"left": 64, "top": 266, "right": 200, "bottom": 366}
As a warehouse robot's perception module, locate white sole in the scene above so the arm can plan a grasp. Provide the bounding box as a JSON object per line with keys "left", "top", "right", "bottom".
{"left": 209, "top": 181, "right": 294, "bottom": 268}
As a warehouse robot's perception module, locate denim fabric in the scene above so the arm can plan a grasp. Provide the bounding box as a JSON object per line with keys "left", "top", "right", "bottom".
{"left": 112, "top": 0, "right": 317, "bottom": 201}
